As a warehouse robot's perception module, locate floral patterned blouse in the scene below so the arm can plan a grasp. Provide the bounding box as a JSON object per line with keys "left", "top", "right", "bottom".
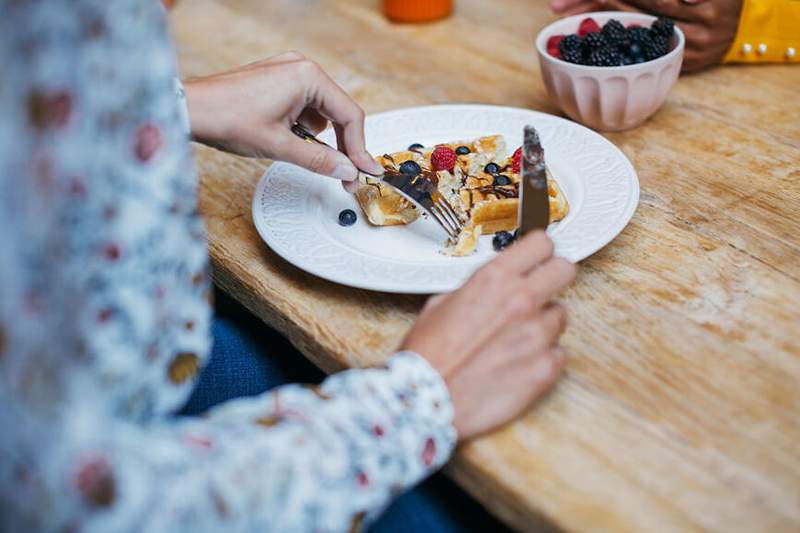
{"left": 0, "top": 1, "right": 456, "bottom": 531}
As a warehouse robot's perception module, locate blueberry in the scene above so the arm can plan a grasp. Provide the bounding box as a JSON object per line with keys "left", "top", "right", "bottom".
{"left": 408, "top": 143, "right": 424, "bottom": 151}
{"left": 338, "top": 209, "right": 357, "bottom": 226}
{"left": 492, "top": 231, "right": 515, "bottom": 251}
{"left": 455, "top": 146, "right": 471, "bottom": 155}
{"left": 493, "top": 175, "right": 511, "bottom": 186}
{"left": 627, "top": 42, "right": 642, "bottom": 57}
{"left": 484, "top": 162, "right": 501, "bottom": 174}
{"left": 399, "top": 160, "right": 421, "bottom": 176}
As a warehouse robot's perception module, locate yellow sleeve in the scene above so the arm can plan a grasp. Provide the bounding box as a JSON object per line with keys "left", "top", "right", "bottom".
{"left": 723, "top": 0, "right": 800, "bottom": 63}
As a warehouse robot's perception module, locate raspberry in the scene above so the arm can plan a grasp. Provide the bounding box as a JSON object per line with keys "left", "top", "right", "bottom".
{"left": 547, "top": 34, "right": 565, "bottom": 58}
{"left": 578, "top": 17, "right": 600, "bottom": 37}
{"left": 430, "top": 146, "right": 457, "bottom": 172}
{"left": 512, "top": 147, "right": 522, "bottom": 174}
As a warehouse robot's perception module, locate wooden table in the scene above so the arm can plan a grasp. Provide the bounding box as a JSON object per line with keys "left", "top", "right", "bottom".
{"left": 170, "top": 1, "right": 800, "bottom": 531}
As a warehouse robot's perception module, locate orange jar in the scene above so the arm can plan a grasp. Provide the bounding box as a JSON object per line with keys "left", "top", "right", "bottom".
{"left": 384, "top": 0, "right": 453, "bottom": 23}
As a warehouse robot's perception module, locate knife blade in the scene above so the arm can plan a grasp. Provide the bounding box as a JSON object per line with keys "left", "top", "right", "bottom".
{"left": 517, "top": 125, "right": 550, "bottom": 236}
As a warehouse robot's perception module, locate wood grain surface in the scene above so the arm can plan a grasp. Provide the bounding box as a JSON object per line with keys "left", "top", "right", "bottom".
{"left": 169, "top": 1, "right": 800, "bottom": 531}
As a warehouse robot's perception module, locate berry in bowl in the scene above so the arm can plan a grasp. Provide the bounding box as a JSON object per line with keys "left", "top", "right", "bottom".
{"left": 536, "top": 12, "right": 684, "bottom": 132}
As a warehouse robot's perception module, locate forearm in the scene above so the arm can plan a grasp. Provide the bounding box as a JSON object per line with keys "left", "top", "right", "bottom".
{"left": 3, "top": 353, "right": 456, "bottom": 532}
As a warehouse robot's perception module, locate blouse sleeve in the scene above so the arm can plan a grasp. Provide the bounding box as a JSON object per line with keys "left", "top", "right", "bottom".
{"left": 722, "top": 0, "right": 800, "bottom": 63}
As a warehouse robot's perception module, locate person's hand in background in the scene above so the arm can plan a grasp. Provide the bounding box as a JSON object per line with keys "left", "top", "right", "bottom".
{"left": 549, "top": 0, "right": 743, "bottom": 72}
{"left": 184, "top": 52, "right": 383, "bottom": 191}
{"left": 402, "top": 231, "right": 577, "bottom": 439}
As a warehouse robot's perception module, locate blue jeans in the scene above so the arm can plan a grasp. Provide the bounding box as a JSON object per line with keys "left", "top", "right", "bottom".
{"left": 180, "top": 291, "right": 510, "bottom": 533}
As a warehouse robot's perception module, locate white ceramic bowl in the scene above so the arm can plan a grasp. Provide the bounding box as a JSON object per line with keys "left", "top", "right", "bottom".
{"left": 536, "top": 11, "right": 684, "bottom": 132}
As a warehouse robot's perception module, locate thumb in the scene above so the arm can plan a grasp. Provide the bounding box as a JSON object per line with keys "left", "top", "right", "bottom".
{"left": 272, "top": 130, "right": 359, "bottom": 182}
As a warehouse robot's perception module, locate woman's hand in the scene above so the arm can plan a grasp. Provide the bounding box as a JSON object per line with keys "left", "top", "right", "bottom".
{"left": 549, "top": 0, "right": 743, "bottom": 72}
{"left": 402, "top": 231, "right": 577, "bottom": 440}
{"left": 184, "top": 52, "right": 383, "bottom": 189}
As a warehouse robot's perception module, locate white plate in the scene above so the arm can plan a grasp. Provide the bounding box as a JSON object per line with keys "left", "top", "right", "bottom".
{"left": 252, "top": 105, "right": 639, "bottom": 294}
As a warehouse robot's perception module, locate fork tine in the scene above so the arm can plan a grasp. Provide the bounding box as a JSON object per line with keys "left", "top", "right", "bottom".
{"left": 436, "top": 197, "right": 463, "bottom": 231}
{"left": 430, "top": 204, "right": 459, "bottom": 238}
{"left": 432, "top": 214, "right": 458, "bottom": 240}
{"left": 427, "top": 203, "right": 455, "bottom": 236}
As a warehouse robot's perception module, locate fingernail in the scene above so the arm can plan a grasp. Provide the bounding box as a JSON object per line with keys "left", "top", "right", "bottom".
{"left": 363, "top": 152, "right": 385, "bottom": 175}
{"left": 342, "top": 180, "right": 360, "bottom": 194}
{"left": 332, "top": 160, "right": 358, "bottom": 181}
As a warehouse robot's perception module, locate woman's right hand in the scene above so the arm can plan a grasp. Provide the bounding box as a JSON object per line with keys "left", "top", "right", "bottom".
{"left": 401, "top": 231, "right": 577, "bottom": 440}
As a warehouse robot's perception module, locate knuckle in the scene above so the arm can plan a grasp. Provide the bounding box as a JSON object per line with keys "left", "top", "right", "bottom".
{"left": 284, "top": 50, "right": 306, "bottom": 61}
{"left": 693, "top": 28, "right": 714, "bottom": 48}
{"left": 509, "top": 294, "right": 535, "bottom": 316}
{"left": 699, "top": 4, "right": 718, "bottom": 24}
{"left": 555, "top": 305, "right": 568, "bottom": 331}
{"left": 295, "top": 58, "right": 321, "bottom": 78}
{"left": 474, "top": 261, "right": 507, "bottom": 286}
{"left": 308, "top": 148, "right": 334, "bottom": 175}
{"left": 525, "top": 320, "right": 545, "bottom": 342}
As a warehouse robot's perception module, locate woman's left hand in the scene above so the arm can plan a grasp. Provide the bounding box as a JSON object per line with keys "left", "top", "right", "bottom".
{"left": 549, "top": 0, "right": 743, "bottom": 72}
{"left": 184, "top": 52, "right": 383, "bottom": 190}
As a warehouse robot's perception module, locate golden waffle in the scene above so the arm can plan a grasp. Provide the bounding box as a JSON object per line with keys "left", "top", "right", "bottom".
{"left": 354, "top": 134, "right": 569, "bottom": 256}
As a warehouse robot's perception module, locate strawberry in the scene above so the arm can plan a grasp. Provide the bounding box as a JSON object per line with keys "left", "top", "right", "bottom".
{"left": 547, "top": 34, "right": 565, "bottom": 58}
{"left": 512, "top": 147, "right": 522, "bottom": 174}
{"left": 430, "top": 146, "right": 457, "bottom": 172}
{"left": 577, "top": 17, "right": 600, "bottom": 37}
{"left": 626, "top": 23, "right": 643, "bottom": 29}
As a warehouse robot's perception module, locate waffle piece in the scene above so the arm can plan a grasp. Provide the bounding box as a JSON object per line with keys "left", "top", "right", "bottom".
{"left": 354, "top": 134, "right": 569, "bottom": 256}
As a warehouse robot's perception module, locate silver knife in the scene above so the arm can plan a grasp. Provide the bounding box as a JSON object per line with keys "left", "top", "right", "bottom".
{"left": 517, "top": 125, "right": 550, "bottom": 236}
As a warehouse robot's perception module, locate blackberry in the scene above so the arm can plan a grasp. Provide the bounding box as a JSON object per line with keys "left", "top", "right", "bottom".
{"left": 582, "top": 31, "right": 607, "bottom": 52}
{"left": 627, "top": 27, "right": 651, "bottom": 45}
{"left": 601, "top": 19, "right": 626, "bottom": 47}
{"left": 651, "top": 17, "right": 674, "bottom": 38}
{"left": 558, "top": 34, "right": 582, "bottom": 54}
{"left": 642, "top": 34, "right": 669, "bottom": 60}
{"left": 561, "top": 48, "right": 583, "bottom": 64}
{"left": 588, "top": 46, "right": 622, "bottom": 67}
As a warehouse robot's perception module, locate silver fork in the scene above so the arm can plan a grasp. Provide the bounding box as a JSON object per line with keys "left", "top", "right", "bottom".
{"left": 291, "top": 123, "right": 464, "bottom": 240}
